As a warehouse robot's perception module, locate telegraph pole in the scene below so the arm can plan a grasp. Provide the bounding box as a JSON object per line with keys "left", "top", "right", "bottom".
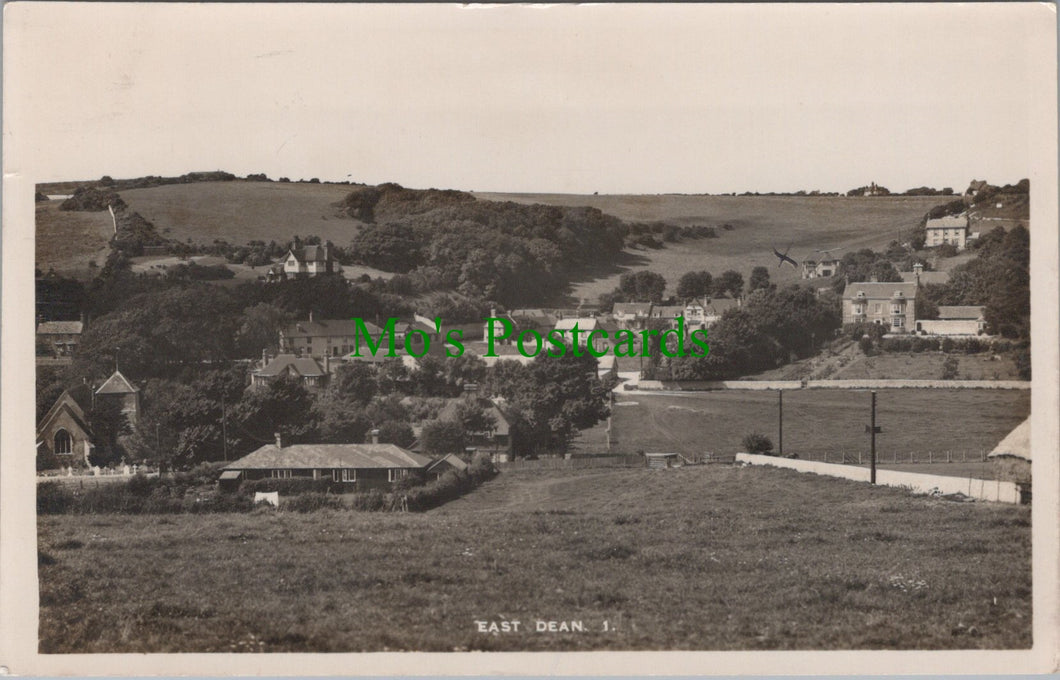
{"left": 221, "top": 395, "right": 229, "bottom": 462}
{"left": 777, "top": 389, "right": 783, "bottom": 457}
{"left": 870, "top": 390, "right": 877, "bottom": 484}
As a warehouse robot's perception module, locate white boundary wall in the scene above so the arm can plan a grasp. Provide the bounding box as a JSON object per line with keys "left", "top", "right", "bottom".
{"left": 735, "top": 453, "right": 1020, "bottom": 504}
{"left": 633, "top": 379, "right": 1029, "bottom": 391}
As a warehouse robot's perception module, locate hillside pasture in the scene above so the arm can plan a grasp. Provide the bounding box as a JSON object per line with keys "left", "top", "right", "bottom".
{"left": 475, "top": 193, "right": 946, "bottom": 302}
{"left": 37, "top": 465, "right": 1031, "bottom": 652}
{"left": 601, "top": 388, "right": 1029, "bottom": 464}
{"left": 119, "top": 181, "right": 364, "bottom": 246}
{"left": 35, "top": 201, "right": 113, "bottom": 278}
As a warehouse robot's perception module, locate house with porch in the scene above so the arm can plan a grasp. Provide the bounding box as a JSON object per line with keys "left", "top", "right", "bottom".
{"left": 283, "top": 244, "right": 334, "bottom": 277}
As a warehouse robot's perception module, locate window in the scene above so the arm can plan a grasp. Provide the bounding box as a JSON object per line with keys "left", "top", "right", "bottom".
{"left": 873, "top": 304, "right": 881, "bottom": 314}
{"left": 388, "top": 469, "right": 408, "bottom": 483}
{"left": 892, "top": 317, "right": 903, "bottom": 329}
{"left": 271, "top": 469, "right": 292, "bottom": 479}
{"left": 340, "top": 469, "right": 356, "bottom": 483}
{"left": 53, "top": 429, "right": 72, "bottom": 455}
{"left": 891, "top": 305, "right": 903, "bottom": 314}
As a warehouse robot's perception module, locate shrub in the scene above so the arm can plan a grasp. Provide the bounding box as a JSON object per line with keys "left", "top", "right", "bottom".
{"left": 940, "top": 356, "right": 960, "bottom": 380}
{"left": 742, "top": 433, "right": 774, "bottom": 455}
{"left": 858, "top": 335, "right": 875, "bottom": 355}
{"left": 280, "top": 493, "right": 343, "bottom": 513}
{"left": 37, "top": 482, "right": 74, "bottom": 514}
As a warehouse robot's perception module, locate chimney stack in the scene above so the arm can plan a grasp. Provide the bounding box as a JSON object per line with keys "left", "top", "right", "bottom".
{"left": 274, "top": 432, "right": 283, "bottom": 449}
{"left": 370, "top": 429, "right": 380, "bottom": 445}
{"left": 262, "top": 348, "right": 268, "bottom": 367}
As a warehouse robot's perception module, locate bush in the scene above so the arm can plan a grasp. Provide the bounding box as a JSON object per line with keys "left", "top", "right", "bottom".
{"left": 742, "top": 433, "right": 774, "bottom": 455}
{"left": 280, "top": 493, "right": 344, "bottom": 513}
{"left": 858, "top": 335, "right": 875, "bottom": 355}
{"left": 940, "top": 356, "right": 959, "bottom": 380}
{"left": 404, "top": 454, "right": 498, "bottom": 512}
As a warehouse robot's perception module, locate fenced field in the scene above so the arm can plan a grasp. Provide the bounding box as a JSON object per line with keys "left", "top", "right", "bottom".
{"left": 38, "top": 465, "right": 1030, "bottom": 652}
{"left": 601, "top": 388, "right": 1028, "bottom": 465}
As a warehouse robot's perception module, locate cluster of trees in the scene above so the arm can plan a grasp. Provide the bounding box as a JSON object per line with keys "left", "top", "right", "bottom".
{"left": 599, "top": 268, "right": 748, "bottom": 311}
{"left": 902, "top": 186, "right": 955, "bottom": 196}
{"left": 664, "top": 284, "right": 841, "bottom": 380}
{"left": 347, "top": 191, "right": 627, "bottom": 307}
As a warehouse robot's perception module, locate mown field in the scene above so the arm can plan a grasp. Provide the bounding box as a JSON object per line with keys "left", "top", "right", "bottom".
{"left": 600, "top": 389, "right": 1029, "bottom": 463}
{"left": 475, "top": 193, "right": 946, "bottom": 301}
{"left": 37, "top": 465, "right": 1031, "bottom": 653}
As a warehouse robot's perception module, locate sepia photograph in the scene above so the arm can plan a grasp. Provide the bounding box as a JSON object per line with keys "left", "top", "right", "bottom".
{"left": 2, "top": 2, "right": 1058, "bottom": 676}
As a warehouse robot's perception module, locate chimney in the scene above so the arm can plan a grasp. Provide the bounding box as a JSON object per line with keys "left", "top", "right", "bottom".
{"left": 274, "top": 432, "right": 283, "bottom": 449}
{"left": 913, "top": 262, "right": 923, "bottom": 288}
{"left": 370, "top": 429, "right": 380, "bottom": 445}
{"left": 309, "top": 310, "right": 314, "bottom": 323}
{"left": 262, "top": 348, "right": 268, "bottom": 367}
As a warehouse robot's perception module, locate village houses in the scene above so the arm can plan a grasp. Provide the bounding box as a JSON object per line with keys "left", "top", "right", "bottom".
{"left": 915, "top": 306, "right": 987, "bottom": 337}
{"left": 36, "top": 319, "right": 84, "bottom": 358}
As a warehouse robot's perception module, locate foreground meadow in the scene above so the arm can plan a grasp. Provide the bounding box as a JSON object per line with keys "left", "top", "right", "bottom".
{"left": 38, "top": 466, "right": 1030, "bottom": 652}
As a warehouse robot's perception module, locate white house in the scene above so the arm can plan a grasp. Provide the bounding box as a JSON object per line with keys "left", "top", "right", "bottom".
{"left": 925, "top": 215, "right": 970, "bottom": 250}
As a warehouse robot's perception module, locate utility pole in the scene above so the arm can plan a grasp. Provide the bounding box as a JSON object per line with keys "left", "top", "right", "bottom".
{"left": 778, "top": 389, "right": 783, "bottom": 457}
{"left": 870, "top": 390, "right": 877, "bottom": 484}
{"left": 221, "top": 394, "right": 229, "bottom": 462}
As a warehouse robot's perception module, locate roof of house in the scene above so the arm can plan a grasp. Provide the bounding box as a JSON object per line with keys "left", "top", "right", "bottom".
{"left": 225, "top": 443, "right": 433, "bottom": 470}
{"left": 987, "top": 418, "right": 1030, "bottom": 462}
{"left": 652, "top": 306, "right": 686, "bottom": 318}
{"left": 926, "top": 215, "right": 969, "bottom": 229}
{"left": 843, "top": 281, "right": 918, "bottom": 300}
{"left": 95, "top": 370, "right": 139, "bottom": 395}
{"left": 900, "top": 270, "right": 950, "bottom": 285}
{"left": 288, "top": 245, "right": 330, "bottom": 263}
{"left": 613, "top": 302, "right": 652, "bottom": 315}
{"left": 283, "top": 319, "right": 383, "bottom": 338}
{"left": 427, "top": 453, "right": 469, "bottom": 474}
{"left": 36, "top": 321, "right": 84, "bottom": 335}
{"left": 255, "top": 354, "right": 326, "bottom": 378}
{"left": 555, "top": 317, "right": 598, "bottom": 332}
{"left": 937, "top": 306, "right": 984, "bottom": 320}
{"left": 702, "top": 298, "right": 741, "bottom": 315}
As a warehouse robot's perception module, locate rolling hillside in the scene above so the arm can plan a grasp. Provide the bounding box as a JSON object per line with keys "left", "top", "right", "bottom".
{"left": 474, "top": 193, "right": 947, "bottom": 302}
{"left": 37, "top": 179, "right": 949, "bottom": 300}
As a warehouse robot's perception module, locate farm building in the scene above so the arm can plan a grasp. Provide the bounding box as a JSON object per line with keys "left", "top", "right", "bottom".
{"left": 915, "top": 306, "right": 987, "bottom": 337}
{"left": 987, "top": 417, "right": 1030, "bottom": 503}
{"left": 222, "top": 435, "right": 433, "bottom": 491}
{"left": 251, "top": 353, "right": 330, "bottom": 390}
{"left": 842, "top": 281, "right": 917, "bottom": 331}
{"left": 925, "top": 215, "right": 970, "bottom": 250}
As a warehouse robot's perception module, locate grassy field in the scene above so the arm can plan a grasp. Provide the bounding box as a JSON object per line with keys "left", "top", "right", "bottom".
{"left": 119, "top": 181, "right": 363, "bottom": 247}
{"left": 38, "top": 465, "right": 1030, "bottom": 652}
{"left": 598, "top": 389, "right": 1029, "bottom": 462}
{"left": 35, "top": 201, "right": 113, "bottom": 278}
{"left": 832, "top": 352, "right": 1023, "bottom": 381}
{"left": 474, "top": 193, "right": 946, "bottom": 301}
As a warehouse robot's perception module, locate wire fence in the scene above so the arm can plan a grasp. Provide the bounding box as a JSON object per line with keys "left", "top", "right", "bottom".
{"left": 791, "top": 449, "right": 990, "bottom": 465}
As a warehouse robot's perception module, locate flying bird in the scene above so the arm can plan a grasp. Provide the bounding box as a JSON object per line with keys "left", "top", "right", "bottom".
{"left": 773, "top": 245, "right": 799, "bottom": 268}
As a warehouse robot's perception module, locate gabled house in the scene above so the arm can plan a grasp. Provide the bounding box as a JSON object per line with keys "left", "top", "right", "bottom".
{"left": 900, "top": 263, "right": 950, "bottom": 287}
{"left": 283, "top": 244, "right": 333, "bottom": 277}
{"left": 252, "top": 353, "right": 330, "bottom": 389}
{"left": 612, "top": 302, "right": 652, "bottom": 329}
{"left": 222, "top": 436, "right": 433, "bottom": 491}
{"left": 36, "top": 384, "right": 95, "bottom": 468}
{"left": 842, "top": 281, "right": 917, "bottom": 332}
{"left": 36, "top": 320, "right": 84, "bottom": 357}
{"left": 925, "top": 215, "right": 970, "bottom": 250}
{"left": 801, "top": 259, "right": 840, "bottom": 279}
